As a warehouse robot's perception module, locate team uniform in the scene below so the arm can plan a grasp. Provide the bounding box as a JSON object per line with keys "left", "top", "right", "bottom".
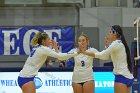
{"left": 18, "top": 45, "right": 77, "bottom": 88}
{"left": 69, "top": 48, "right": 98, "bottom": 84}
{"left": 95, "top": 40, "right": 134, "bottom": 87}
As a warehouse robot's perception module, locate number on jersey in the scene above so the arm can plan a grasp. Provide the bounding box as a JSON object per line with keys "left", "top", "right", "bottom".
{"left": 81, "top": 61, "right": 85, "bottom": 67}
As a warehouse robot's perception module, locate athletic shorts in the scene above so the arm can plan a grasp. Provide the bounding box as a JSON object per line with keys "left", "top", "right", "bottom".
{"left": 77, "top": 80, "right": 94, "bottom": 86}
{"left": 115, "top": 75, "right": 134, "bottom": 87}
{"left": 17, "top": 76, "right": 35, "bottom": 88}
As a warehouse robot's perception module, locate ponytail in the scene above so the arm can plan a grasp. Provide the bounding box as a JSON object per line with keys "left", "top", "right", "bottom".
{"left": 31, "top": 32, "right": 49, "bottom": 47}
{"left": 121, "top": 35, "right": 132, "bottom": 73}
{"left": 31, "top": 32, "right": 42, "bottom": 46}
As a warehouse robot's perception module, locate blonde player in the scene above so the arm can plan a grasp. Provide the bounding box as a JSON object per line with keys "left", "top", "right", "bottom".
{"left": 69, "top": 34, "right": 98, "bottom": 93}
{"left": 17, "top": 32, "right": 78, "bottom": 93}
{"left": 80, "top": 25, "right": 134, "bottom": 93}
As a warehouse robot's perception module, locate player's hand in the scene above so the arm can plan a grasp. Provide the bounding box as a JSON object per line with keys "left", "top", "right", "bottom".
{"left": 52, "top": 40, "right": 59, "bottom": 51}
{"left": 78, "top": 43, "right": 85, "bottom": 54}
{"left": 104, "top": 36, "right": 111, "bottom": 47}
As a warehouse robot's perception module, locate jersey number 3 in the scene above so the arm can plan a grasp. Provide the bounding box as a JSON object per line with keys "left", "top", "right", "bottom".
{"left": 81, "top": 61, "right": 85, "bottom": 67}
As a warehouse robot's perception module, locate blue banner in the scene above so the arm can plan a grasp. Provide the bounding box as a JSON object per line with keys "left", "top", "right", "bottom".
{"left": 0, "top": 26, "right": 74, "bottom": 55}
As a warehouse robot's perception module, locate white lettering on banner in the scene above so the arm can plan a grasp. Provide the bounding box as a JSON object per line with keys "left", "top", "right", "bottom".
{"left": 95, "top": 81, "right": 114, "bottom": 87}
{"left": 23, "top": 30, "right": 39, "bottom": 54}
{"left": 2, "top": 30, "right": 19, "bottom": 55}
{"left": 1, "top": 29, "right": 62, "bottom": 55}
{"left": 23, "top": 29, "right": 62, "bottom": 54}
{"left": 44, "top": 29, "right": 62, "bottom": 51}
{"left": 44, "top": 29, "right": 61, "bottom": 40}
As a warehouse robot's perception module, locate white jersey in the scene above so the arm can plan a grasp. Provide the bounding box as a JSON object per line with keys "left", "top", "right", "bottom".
{"left": 95, "top": 40, "right": 133, "bottom": 79}
{"left": 19, "top": 45, "right": 77, "bottom": 77}
{"left": 69, "top": 48, "right": 99, "bottom": 83}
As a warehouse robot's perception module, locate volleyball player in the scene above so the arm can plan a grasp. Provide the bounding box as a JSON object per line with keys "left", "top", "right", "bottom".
{"left": 69, "top": 34, "right": 99, "bottom": 93}
{"left": 80, "top": 25, "right": 134, "bottom": 93}
{"left": 17, "top": 32, "right": 78, "bottom": 93}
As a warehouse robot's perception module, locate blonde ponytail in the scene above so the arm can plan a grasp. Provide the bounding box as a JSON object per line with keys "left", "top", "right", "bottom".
{"left": 31, "top": 32, "right": 42, "bottom": 46}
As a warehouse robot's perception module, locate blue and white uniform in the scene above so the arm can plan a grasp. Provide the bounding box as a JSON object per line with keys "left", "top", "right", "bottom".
{"left": 69, "top": 48, "right": 99, "bottom": 83}
{"left": 19, "top": 45, "right": 77, "bottom": 78}
{"left": 95, "top": 40, "right": 133, "bottom": 81}
{"left": 18, "top": 45, "right": 77, "bottom": 88}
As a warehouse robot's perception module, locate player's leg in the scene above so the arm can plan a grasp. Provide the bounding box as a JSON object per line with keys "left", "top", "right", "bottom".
{"left": 127, "top": 87, "right": 131, "bottom": 93}
{"left": 114, "top": 82, "right": 127, "bottom": 93}
{"left": 72, "top": 82, "right": 83, "bottom": 93}
{"left": 114, "top": 75, "right": 133, "bottom": 93}
{"left": 22, "top": 81, "right": 36, "bottom": 93}
{"left": 83, "top": 80, "right": 94, "bottom": 93}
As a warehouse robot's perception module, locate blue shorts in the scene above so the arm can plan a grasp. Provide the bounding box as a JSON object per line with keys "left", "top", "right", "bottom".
{"left": 18, "top": 76, "right": 35, "bottom": 88}
{"left": 115, "top": 75, "right": 134, "bottom": 87}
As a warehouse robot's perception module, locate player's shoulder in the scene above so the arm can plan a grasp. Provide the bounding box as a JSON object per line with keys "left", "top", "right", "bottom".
{"left": 87, "top": 47, "right": 98, "bottom": 53}
{"left": 111, "top": 40, "right": 122, "bottom": 46}
{"left": 37, "top": 45, "right": 51, "bottom": 51}
{"left": 107, "top": 40, "right": 123, "bottom": 50}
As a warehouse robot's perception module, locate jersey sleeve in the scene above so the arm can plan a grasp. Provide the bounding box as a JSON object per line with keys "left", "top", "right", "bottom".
{"left": 41, "top": 47, "right": 77, "bottom": 60}
{"left": 95, "top": 41, "right": 118, "bottom": 60}
{"left": 67, "top": 48, "right": 76, "bottom": 54}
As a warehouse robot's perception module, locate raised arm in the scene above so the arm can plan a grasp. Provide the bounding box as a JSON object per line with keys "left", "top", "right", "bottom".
{"left": 80, "top": 36, "right": 111, "bottom": 60}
